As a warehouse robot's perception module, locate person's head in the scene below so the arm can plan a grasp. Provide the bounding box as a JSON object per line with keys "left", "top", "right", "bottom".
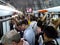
{"left": 36, "top": 20, "right": 43, "bottom": 34}
{"left": 1, "top": 30, "right": 21, "bottom": 45}
{"left": 16, "top": 22, "right": 22, "bottom": 31}
{"left": 20, "top": 20, "right": 28, "bottom": 31}
{"left": 43, "top": 26, "right": 58, "bottom": 41}
{"left": 30, "top": 15, "right": 37, "bottom": 21}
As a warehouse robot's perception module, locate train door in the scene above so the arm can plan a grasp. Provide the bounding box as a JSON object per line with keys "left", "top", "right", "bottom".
{"left": 0, "top": 22, "right": 3, "bottom": 39}
{"left": 0, "top": 16, "right": 10, "bottom": 39}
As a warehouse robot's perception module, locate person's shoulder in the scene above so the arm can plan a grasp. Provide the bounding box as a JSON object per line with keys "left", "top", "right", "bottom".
{"left": 30, "top": 21, "right": 37, "bottom": 25}
{"left": 44, "top": 41, "right": 56, "bottom": 45}
{"left": 23, "top": 40, "right": 29, "bottom": 45}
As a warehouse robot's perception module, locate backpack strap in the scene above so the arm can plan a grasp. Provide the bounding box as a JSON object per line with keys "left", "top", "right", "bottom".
{"left": 55, "top": 39, "right": 59, "bottom": 45}
{"left": 53, "top": 39, "right": 59, "bottom": 45}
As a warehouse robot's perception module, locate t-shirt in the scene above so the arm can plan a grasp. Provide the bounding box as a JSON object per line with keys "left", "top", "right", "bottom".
{"left": 23, "top": 26, "right": 35, "bottom": 45}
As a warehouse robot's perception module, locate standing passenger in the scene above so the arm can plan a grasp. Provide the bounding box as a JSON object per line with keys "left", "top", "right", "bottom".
{"left": 1, "top": 30, "right": 29, "bottom": 45}
{"left": 43, "top": 26, "right": 59, "bottom": 45}
{"left": 20, "top": 20, "right": 35, "bottom": 45}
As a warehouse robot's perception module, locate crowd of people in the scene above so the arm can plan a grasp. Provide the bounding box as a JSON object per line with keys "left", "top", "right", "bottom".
{"left": 0, "top": 13, "right": 60, "bottom": 45}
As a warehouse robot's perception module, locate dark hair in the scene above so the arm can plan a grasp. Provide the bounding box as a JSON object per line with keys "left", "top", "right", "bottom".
{"left": 0, "top": 43, "right": 3, "bottom": 45}
{"left": 30, "top": 15, "right": 37, "bottom": 21}
{"left": 37, "top": 20, "right": 43, "bottom": 28}
{"left": 17, "top": 20, "right": 28, "bottom": 26}
{"left": 17, "top": 22, "right": 22, "bottom": 26}
{"left": 43, "top": 26, "right": 58, "bottom": 39}
{"left": 21, "top": 20, "right": 28, "bottom": 25}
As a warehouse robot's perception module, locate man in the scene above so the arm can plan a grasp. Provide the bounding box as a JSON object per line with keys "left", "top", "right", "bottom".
{"left": 1, "top": 30, "right": 29, "bottom": 45}
{"left": 15, "top": 22, "right": 24, "bottom": 38}
{"left": 20, "top": 20, "right": 35, "bottom": 45}
{"left": 43, "top": 26, "right": 59, "bottom": 45}
{"left": 35, "top": 20, "right": 44, "bottom": 45}
{"left": 23, "top": 26, "right": 35, "bottom": 45}
{"left": 29, "top": 19, "right": 44, "bottom": 45}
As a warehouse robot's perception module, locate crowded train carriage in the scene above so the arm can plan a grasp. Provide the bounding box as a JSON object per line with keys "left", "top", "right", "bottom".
{"left": 0, "top": 5, "right": 60, "bottom": 45}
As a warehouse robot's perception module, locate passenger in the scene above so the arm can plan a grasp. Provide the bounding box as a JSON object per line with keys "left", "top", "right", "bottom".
{"left": 29, "top": 19, "right": 44, "bottom": 45}
{"left": 15, "top": 22, "right": 24, "bottom": 38}
{"left": 1, "top": 30, "right": 29, "bottom": 45}
{"left": 20, "top": 20, "right": 28, "bottom": 31}
{"left": 43, "top": 26, "right": 59, "bottom": 45}
{"left": 10, "top": 19, "right": 14, "bottom": 30}
{"left": 26, "top": 15, "right": 31, "bottom": 25}
{"left": 10, "top": 17, "right": 19, "bottom": 30}
{"left": 16, "top": 19, "right": 27, "bottom": 30}
{"left": 35, "top": 20, "right": 44, "bottom": 45}
{"left": 20, "top": 20, "right": 35, "bottom": 45}
{"left": 29, "top": 15, "right": 37, "bottom": 33}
